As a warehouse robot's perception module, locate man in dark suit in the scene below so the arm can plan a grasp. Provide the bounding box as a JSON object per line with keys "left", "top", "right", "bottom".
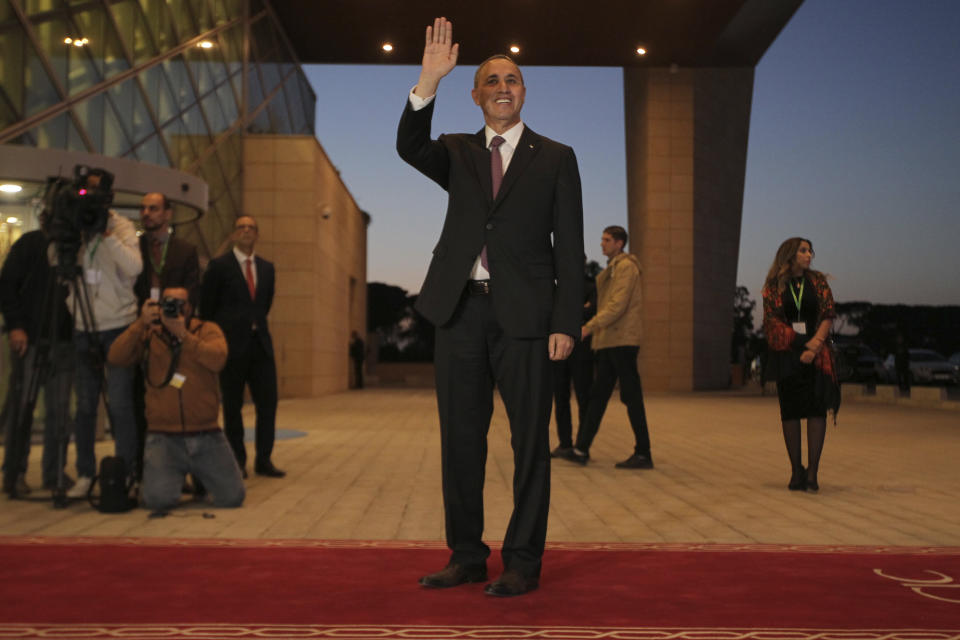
{"left": 397, "top": 18, "right": 584, "bottom": 597}
{"left": 199, "top": 216, "right": 284, "bottom": 478}
{"left": 133, "top": 192, "right": 200, "bottom": 479}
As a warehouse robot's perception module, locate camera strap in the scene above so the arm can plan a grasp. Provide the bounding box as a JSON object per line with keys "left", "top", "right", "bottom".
{"left": 143, "top": 331, "right": 183, "bottom": 389}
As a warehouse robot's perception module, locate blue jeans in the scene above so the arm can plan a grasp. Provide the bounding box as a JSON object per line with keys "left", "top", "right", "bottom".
{"left": 74, "top": 327, "right": 137, "bottom": 478}
{"left": 141, "top": 431, "right": 245, "bottom": 511}
{"left": 2, "top": 343, "right": 75, "bottom": 486}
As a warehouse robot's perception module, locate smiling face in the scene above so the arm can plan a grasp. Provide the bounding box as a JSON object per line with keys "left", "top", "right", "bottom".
{"left": 471, "top": 57, "right": 526, "bottom": 133}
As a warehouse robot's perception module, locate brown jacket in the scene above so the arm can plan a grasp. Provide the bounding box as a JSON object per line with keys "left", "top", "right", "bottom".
{"left": 583, "top": 252, "right": 643, "bottom": 350}
{"left": 107, "top": 317, "right": 227, "bottom": 433}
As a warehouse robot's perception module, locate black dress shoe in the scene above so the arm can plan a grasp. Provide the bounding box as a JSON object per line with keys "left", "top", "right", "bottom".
{"left": 806, "top": 474, "right": 819, "bottom": 493}
{"left": 615, "top": 453, "right": 654, "bottom": 469}
{"left": 561, "top": 448, "right": 589, "bottom": 466}
{"left": 550, "top": 446, "right": 573, "bottom": 458}
{"left": 419, "top": 563, "right": 488, "bottom": 588}
{"left": 254, "top": 461, "right": 286, "bottom": 478}
{"left": 484, "top": 569, "right": 539, "bottom": 597}
{"left": 788, "top": 466, "right": 806, "bottom": 491}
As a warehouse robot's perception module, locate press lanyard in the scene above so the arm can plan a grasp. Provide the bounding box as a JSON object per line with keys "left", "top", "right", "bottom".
{"left": 150, "top": 237, "right": 169, "bottom": 275}
{"left": 86, "top": 236, "right": 103, "bottom": 263}
{"left": 789, "top": 278, "right": 804, "bottom": 314}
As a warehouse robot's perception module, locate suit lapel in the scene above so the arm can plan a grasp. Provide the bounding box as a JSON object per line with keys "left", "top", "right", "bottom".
{"left": 493, "top": 126, "right": 540, "bottom": 208}
{"left": 469, "top": 129, "right": 493, "bottom": 206}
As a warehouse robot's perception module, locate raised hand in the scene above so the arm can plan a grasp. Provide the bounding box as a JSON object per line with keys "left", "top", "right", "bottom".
{"left": 414, "top": 17, "right": 459, "bottom": 99}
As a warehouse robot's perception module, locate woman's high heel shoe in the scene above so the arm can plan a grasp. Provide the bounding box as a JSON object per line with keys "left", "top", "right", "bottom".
{"left": 806, "top": 474, "right": 819, "bottom": 493}
{"left": 788, "top": 467, "right": 807, "bottom": 491}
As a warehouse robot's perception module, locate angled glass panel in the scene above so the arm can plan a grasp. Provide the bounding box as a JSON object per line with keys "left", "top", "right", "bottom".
{"left": 200, "top": 151, "right": 226, "bottom": 203}
{"left": 72, "top": 2, "right": 131, "bottom": 82}
{"left": 215, "top": 78, "right": 238, "bottom": 125}
{"left": 299, "top": 74, "right": 316, "bottom": 133}
{"left": 251, "top": 16, "right": 280, "bottom": 94}
{"left": 267, "top": 101, "right": 290, "bottom": 134}
{"left": 0, "top": 2, "right": 11, "bottom": 22}
{"left": 185, "top": 46, "right": 215, "bottom": 97}
{"left": 141, "top": 64, "right": 179, "bottom": 125}
{"left": 220, "top": 23, "right": 242, "bottom": 76}
{"left": 201, "top": 90, "right": 228, "bottom": 135}
{"left": 109, "top": 0, "right": 157, "bottom": 66}
{"left": 30, "top": 15, "right": 69, "bottom": 92}
{"left": 23, "top": 0, "right": 59, "bottom": 16}
{"left": 133, "top": 133, "right": 171, "bottom": 167}
{"left": 103, "top": 97, "right": 132, "bottom": 157}
{"left": 250, "top": 0, "right": 266, "bottom": 18}
{"left": 136, "top": 0, "right": 179, "bottom": 52}
{"left": 28, "top": 110, "right": 66, "bottom": 148}
{"left": 66, "top": 114, "right": 87, "bottom": 151}
{"left": 181, "top": 103, "right": 212, "bottom": 149}
{"left": 211, "top": 0, "right": 236, "bottom": 27}
{"left": 162, "top": 55, "right": 199, "bottom": 111}
{"left": 165, "top": 0, "right": 198, "bottom": 41}
{"left": 283, "top": 74, "right": 304, "bottom": 133}
{"left": 248, "top": 104, "right": 271, "bottom": 134}
{"left": 106, "top": 77, "right": 154, "bottom": 144}
{"left": 73, "top": 92, "right": 105, "bottom": 153}
{"left": 205, "top": 39, "right": 229, "bottom": 90}
{"left": 217, "top": 131, "right": 240, "bottom": 182}
{"left": 0, "top": 24, "right": 26, "bottom": 127}
{"left": 162, "top": 117, "right": 197, "bottom": 171}
{"left": 246, "top": 64, "right": 264, "bottom": 113}
{"left": 22, "top": 29, "right": 62, "bottom": 116}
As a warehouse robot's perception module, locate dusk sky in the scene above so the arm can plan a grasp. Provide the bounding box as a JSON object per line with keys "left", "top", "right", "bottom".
{"left": 304, "top": 0, "right": 960, "bottom": 309}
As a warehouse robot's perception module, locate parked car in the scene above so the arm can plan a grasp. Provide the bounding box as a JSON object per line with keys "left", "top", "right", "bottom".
{"left": 834, "top": 342, "right": 884, "bottom": 383}
{"left": 882, "top": 349, "right": 960, "bottom": 386}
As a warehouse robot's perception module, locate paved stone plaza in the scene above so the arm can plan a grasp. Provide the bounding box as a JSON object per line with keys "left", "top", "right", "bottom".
{"left": 1, "top": 388, "right": 958, "bottom": 546}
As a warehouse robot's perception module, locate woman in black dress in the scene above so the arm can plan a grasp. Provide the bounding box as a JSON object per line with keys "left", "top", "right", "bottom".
{"left": 761, "top": 238, "right": 840, "bottom": 493}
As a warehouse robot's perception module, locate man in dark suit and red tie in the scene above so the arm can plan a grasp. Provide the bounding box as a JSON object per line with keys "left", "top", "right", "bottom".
{"left": 200, "top": 216, "right": 284, "bottom": 478}
{"left": 397, "top": 17, "right": 584, "bottom": 597}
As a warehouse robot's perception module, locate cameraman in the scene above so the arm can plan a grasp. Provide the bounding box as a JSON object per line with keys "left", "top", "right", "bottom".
{"left": 66, "top": 170, "right": 142, "bottom": 498}
{"left": 0, "top": 210, "right": 76, "bottom": 495}
{"left": 107, "top": 287, "right": 244, "bottom": 512}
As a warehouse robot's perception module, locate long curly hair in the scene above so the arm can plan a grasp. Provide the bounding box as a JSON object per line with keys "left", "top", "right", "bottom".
{"left": 763, "top": 237, "right": 825, "bottom": 295}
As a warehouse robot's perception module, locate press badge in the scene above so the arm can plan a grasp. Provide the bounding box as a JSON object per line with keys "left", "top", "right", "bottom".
{"left": 792, "top": 322, "right": 806, "bottom": 335}
{"left": 170, "top": 373, "right": 186, "bottom": 389}
{"left": 85, "top": 269, "right": 102, "bottom": 285}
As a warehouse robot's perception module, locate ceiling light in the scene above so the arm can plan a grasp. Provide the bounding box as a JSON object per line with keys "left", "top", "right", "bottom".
{"left": 198, "top": 40, "right": 214, "bottom": 49}
{"left": 6, "top": 217, "right": 19, "bottom": 224}
{"left": 382, "top": 43, "right": 394, "bottom": 52}
{"left": 0, "top": 184, "right": 22, "bottom": 193}
{"left": 509, "top": 45, "right": 520, "bottom": 54}
{"left": 636, "top": 46, "right": 647, "bottom": 56}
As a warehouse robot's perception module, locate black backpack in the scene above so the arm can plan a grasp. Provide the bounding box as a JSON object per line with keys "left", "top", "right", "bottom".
{"left": 88, "top": 456, "right": 137, "bottom": 513}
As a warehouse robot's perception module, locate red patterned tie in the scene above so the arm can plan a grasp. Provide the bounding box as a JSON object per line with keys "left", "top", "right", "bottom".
{"left": 245, "top": 258, "right": 256, "bottom": 301}
{"left": 481, "top": 136, "right": 506, "bottom": 271}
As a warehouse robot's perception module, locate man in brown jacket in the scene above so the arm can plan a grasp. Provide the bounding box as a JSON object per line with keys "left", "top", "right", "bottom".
{"left": 563, "top": 226, "right": 653, "bottom": 469}
{"left": 108, "top": 287, "right": 244, "bottom": 511}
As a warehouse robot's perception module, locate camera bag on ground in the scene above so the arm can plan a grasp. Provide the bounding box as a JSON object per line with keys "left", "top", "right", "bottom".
{"left": 88, "top": 456, "right": 137, "bottom": 513}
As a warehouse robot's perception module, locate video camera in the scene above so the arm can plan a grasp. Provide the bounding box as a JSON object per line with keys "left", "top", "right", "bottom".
{"left": 43, "top": 165, "right": 115, "bottom": 274}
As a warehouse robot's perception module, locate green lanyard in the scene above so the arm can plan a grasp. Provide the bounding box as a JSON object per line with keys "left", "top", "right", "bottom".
{"left": 150, "top": 237, "right": 170, "bottom": 275}
{"left": 789, "top": 278, "right": 804, "bottom": 314}
{"left": 86, "top": 236, "right": 103, "bottom": 263}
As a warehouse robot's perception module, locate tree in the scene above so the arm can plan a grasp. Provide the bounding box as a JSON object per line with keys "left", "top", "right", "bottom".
{"left": 731, "top": 286, "right": 757, "bottom": 363}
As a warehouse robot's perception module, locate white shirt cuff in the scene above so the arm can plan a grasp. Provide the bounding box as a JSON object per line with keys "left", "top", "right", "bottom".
{"left": 408, "top": 88, "right": 435, "bottom": 111}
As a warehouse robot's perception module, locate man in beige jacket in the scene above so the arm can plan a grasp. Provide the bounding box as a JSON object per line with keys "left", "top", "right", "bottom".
{"left": 562, "top": 226, "right": 653, "bottom": 469}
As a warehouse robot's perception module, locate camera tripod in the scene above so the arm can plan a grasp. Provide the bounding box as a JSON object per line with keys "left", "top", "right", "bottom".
{"left": 3, "top": 241, "right": 111, "bottom": 508}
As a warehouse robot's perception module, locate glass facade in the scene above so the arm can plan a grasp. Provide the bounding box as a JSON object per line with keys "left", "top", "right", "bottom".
{"left": 0, "top": 0, "right": 316, "bottom": 249}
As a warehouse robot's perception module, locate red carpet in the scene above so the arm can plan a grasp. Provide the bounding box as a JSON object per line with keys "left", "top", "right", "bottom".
{"left": 2, "top": 537, "right": 959, "bottom": 639}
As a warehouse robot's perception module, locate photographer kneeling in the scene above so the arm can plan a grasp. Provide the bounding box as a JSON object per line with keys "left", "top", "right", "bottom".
{"left": 107, "top": 287, "right": 244, "bottom": 512}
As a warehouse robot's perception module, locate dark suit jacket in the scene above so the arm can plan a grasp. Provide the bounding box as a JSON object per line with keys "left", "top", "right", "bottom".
{"left": 199, "top": 251, "right": 275, "bottom": 360}
{"left": 397, "top": 100, "right": 584, "bottom": 339}
{"left": 134, "top": 235, "right": 200, "bottom": 307}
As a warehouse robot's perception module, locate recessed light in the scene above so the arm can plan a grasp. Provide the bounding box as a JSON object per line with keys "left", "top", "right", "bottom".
{"left": 0, "top": 184, "right": 22, "bottom": 193}
{"left": 509, "top": 45, "right": 520, "bottom": 54}
{"left": 636, "top": 46, "right": 647, "bottom": 56}
{"left": 198, "top": 40, "right": 214, "bottom": 49}
{"left": 382, "top": 43, "right": 394, "bottom": 52}
{"left": 6, "top": 217, "right": 19, "bottom": 224}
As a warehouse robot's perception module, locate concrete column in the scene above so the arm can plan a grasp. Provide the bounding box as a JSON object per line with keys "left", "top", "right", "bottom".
{"left": 623, "top": 67, "right": 754, "bottom": 391}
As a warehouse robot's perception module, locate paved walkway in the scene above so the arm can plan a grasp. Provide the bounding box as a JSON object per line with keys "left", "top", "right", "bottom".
{"left": 2, "top": 387, "right": 958, "bottom": 546}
